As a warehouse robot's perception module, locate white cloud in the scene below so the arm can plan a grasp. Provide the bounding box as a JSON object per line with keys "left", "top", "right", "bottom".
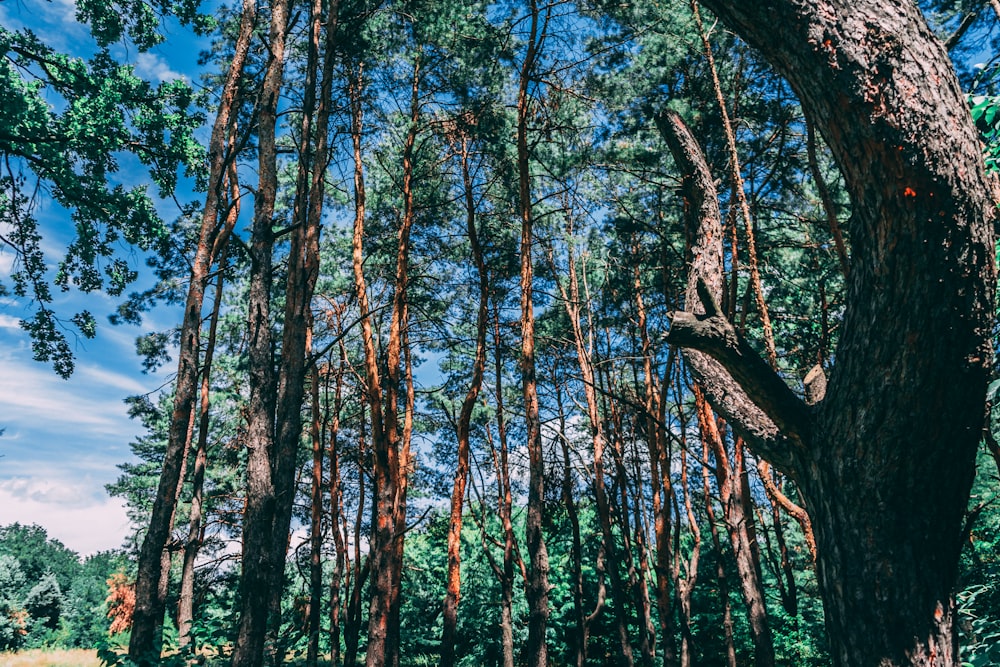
{"left": 134, "top": 52, "right": 188, "bottom": 84}
{"left": 0, "top": 314, "right": 21, "bottom": 330}
{"left": 0, "top": 477, "right": 129, "bottom": 556}
{"left": 76, "top": 363, "right": 151, "bottom": 396}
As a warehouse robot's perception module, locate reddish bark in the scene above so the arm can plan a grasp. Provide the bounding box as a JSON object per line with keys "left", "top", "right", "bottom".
{"left": 127, "top": 2, "right": 256, "bottom": 663}
{"left": 439, "top": 129, "right": 490, "bottom": 667}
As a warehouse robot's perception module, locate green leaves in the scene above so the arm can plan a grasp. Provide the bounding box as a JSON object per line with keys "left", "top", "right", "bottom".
{"left": 969, "top": 93, "right": 1000, "bottom": 172}
{"left": 967, "top": 62, "right": 1000, "bottom": 172}
{"left": 0, "top": 21, "right": 204, "bottom": 377}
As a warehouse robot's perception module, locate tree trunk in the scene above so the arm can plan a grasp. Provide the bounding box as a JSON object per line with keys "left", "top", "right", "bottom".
{"left": 439, "top": 129, "right": 489, "bottom": 667}
{"left": 663, "top": 3, "right": 996, "bottom": 664}
{"left": 517, "top": 4, "right": 550, "bottom": 665}
{"left": 306, "top": 323, "right": 325, "bottom": 667}
{"left": 231, "top": 0, "right": 290, "bottom": 661}
{"left": 178, "top": 240, "right": 232, "bottom": 650}
{"left": 364, "top": 53, "right": 420, "bottom": 667}
{"left": 127, "top": 2, "right": 256, "bottom": 662}
{"left": 328, "top": 315, "right": 348, "bottom": 667}
{"left": 266, "top": 0, "right": 337, "bottom": 658}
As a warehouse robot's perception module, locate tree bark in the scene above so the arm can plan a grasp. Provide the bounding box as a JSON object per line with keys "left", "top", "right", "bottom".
{"left": 127, "top": 2, "right": 256, "bottom": 662}
{"left": 266, "top": 0, "right": 338, "bottom": 659}
{"left": 231, "top": 0, "right": 290, "bottom": 661}
{"left": 364, "top": 53, "right": 420, "bottom": 667}
{"left": 517, "top": 4, "right": 550, "bottom": 665}
{"left": 664, "top": 3, "right": 996, "bottom": 664}
{"left": 439, "top": 129, "right": 489, "bottom": 667}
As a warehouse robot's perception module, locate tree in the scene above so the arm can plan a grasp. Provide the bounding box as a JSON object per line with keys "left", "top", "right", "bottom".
{"left": 0, "top": 7, "right": 203, "bottom": 378}
{"left": 0, "top": 555, "right": 27, "bottom": 651}
{"left": 665, "top": 3, "right": 995, "bottom": 667}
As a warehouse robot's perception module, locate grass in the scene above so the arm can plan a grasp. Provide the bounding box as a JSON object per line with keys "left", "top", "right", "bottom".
{"left": 0, "top": 649, "right": 101, "bottom": 667}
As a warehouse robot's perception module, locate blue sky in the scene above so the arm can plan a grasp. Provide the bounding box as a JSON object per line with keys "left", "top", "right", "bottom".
{"left": 0, "top": 0, "right": 208, "bottom": 555}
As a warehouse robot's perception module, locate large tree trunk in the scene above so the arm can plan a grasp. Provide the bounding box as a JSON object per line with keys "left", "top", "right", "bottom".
{"left": 265, "top": 0, "right": 338, "bottom": 661}
{"left": 231, "top": 0, "right": 290, "bottom": 662}
{"left": 364, "top": 54, "right": 420, "bottom": 667}
{"left": 127, "top": 2, "right": 256, "bottom": 663}
{"left": 661, "top": 3, "right": 996, "bottom": 664}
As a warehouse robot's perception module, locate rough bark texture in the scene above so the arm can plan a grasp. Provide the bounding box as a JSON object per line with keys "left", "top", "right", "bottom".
{"left": 264, "top": 0, "right": 338, "bottom": 659}
{"left": 127, "top": 3, "right": 256, "bottom": 663}
{"left": 231, "top": 0, "right": 289, "bottom": 662}
{"left": 665, "top": 2, "right": 996, "bottom": 666}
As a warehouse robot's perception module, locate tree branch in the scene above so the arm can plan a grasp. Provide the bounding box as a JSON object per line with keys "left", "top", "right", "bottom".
{"left": 668, "top": 288, "right": 810, "bottom": 452}
{"left": 656, "top": 108, "right": 809, "bottom": 474}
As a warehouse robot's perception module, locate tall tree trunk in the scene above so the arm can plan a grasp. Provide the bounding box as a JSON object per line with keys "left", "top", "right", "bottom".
{"left": 662, "top": 3, "right": 996, "bottom": 660}
{"left": 517, "top": 5, "right": 549, "bottom": 664}
{"left": 177, "top": 238, "right": 232, "bottom": 650}
{"left": 266, "top": 0, "right": 338, "bottom": 660}
{"left": 306, "top": 322, "right": 325, "bottom": 667}
{"left": 231, "top": 0, "right": 290, "bottom": 661}
{"left": 328, "top": 313, "right": 348, "bottom": 667}
{"left": 128, "top": 2, "right": 256, "bottom": 662}
{"left": 439, "top": 130, "right": 490, "bottom": 667}
{"left": 364, "top": 53, "right": 420, "bottom": 667}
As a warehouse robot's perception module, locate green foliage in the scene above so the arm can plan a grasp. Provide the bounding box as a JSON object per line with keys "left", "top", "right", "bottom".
{"left": 0, "top": 525, "right": 124, "bottom": 653}
{"left": 0, "top": 554, "right": 28, "bottom": 651}
{"left": 0, "top": 18, "right": 205, "bottom": 377}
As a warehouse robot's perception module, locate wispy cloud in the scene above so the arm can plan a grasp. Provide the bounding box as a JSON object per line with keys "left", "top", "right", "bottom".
{"left": 134, "top": 52, "right": 188, "bottom": 84}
